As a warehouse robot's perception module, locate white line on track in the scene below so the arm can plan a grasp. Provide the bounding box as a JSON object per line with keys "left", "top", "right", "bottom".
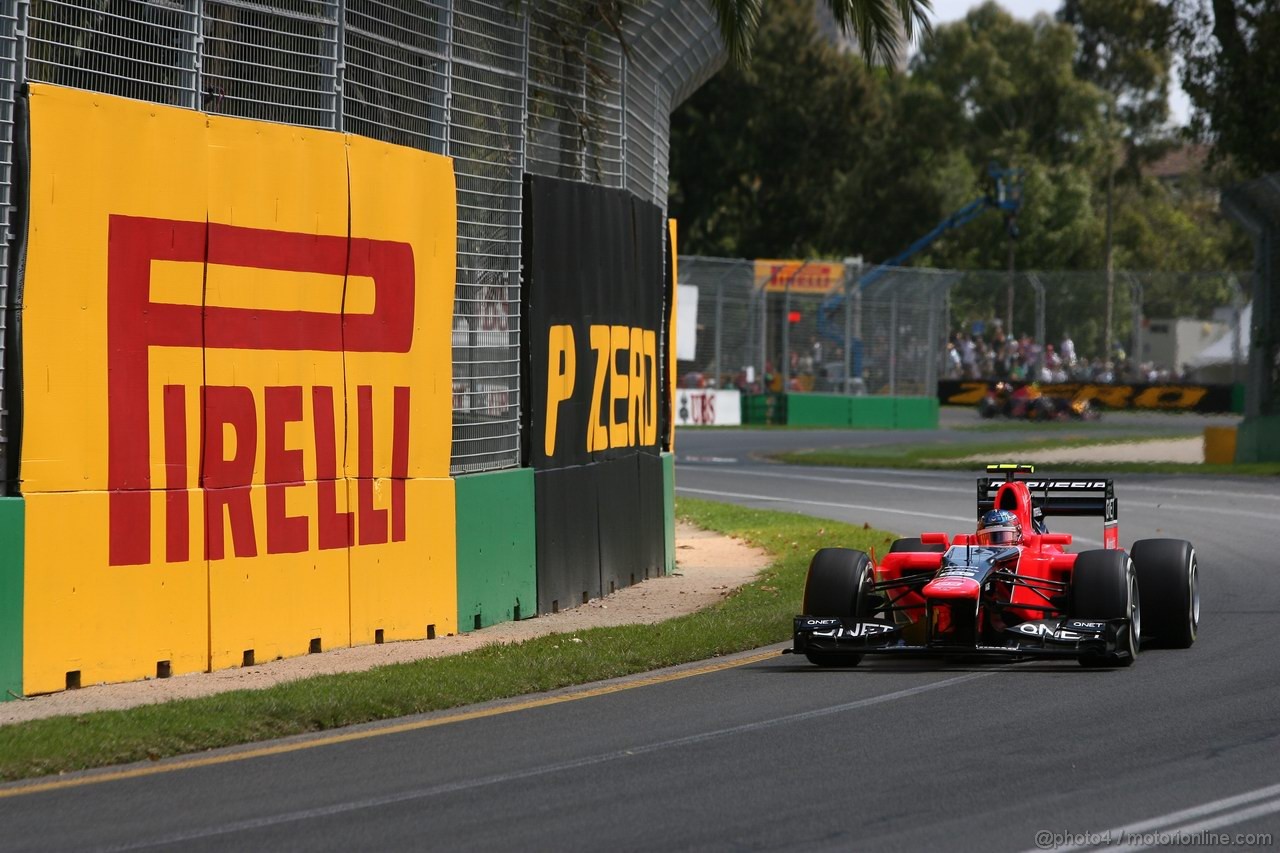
{"left": 676, "top": 486, "right": 979, "bottom": 524}
{"left": 680, "top": 467, "right": 1280, "bottom": 522}
{"left": 1020, "top": 781, "right": 1280, "bottom": 853}
{"left": 675, "top": 486, "right": 1105, "bottom": 547}
{"left": 1121, "top": 483, "right": 1280, "bottom": 502}
{"left": 1123, "top": 500, "right": 1280, "bottom": 521}
{"left": 683, "top": 463, "right": 1280, "bottom": 503}
{"left": 677, "top": 466, "right": 966, "bottom": 494}
{"left": 98, "top": 673, "right": 995, "bottom": 851}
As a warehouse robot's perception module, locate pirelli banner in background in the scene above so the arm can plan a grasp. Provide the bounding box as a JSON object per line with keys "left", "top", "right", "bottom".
{"left": 20, "top": 83, "right": 457, "bottom": 694}
{"left": 523, "top": 175, "right": 667, "bottom": 613}
{"left": 937, "top": 380, "right": 1239, "bottom": 414}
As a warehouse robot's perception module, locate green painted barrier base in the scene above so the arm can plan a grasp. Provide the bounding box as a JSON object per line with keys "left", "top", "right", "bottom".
{"left": 781, "top": 393, "right": 939, "bottom": 429}
{"left": 0, "top": 497, "right": 23, "bottom": 702}
{"left": 662, "top": 452, "right": 675, "bottom": 576}
{"left": 1235, "top": 415, "right": 1280, "bottom": 463}
{"left": 455, "top": 468, "right": 537, "bottom": 632}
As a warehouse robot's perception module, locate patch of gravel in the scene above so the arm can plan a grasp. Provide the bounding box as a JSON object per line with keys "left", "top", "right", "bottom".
{"left": 0, "top": 521, "right": 771, "bottom": 726}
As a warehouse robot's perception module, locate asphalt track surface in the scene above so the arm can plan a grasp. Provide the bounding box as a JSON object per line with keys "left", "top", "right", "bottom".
{"left": 2, "top": 415, "right": 1278, "bottom": 852}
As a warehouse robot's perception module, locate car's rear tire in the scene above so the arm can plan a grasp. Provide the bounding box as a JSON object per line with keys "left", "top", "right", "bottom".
{"left": 888, "top": 538, "right": 947, "bottom": 554}
{"left": 1131, "top": 538, "right": 1198, "bottom": 649}
{"left": 803, "top": 548, "right": 874, "bottom": 667}
{"left": 1072, "top": 549, "right": 1140, "bottom": 668}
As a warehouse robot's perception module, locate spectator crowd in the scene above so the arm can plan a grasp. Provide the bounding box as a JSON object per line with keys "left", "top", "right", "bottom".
{"left": 944, "top": 325, "right": 1186, "bottom": 385}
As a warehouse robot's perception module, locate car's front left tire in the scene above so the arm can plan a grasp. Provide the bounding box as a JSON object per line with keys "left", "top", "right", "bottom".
{"left": 1072, "top": 549, "right": 1140, "bottom": 668}
{"left": 802, "top": 548, "right": 874, "bottom": 667}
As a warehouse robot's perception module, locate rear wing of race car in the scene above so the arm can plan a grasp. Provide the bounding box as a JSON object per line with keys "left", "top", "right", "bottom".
{"left": 978, "top": 463, "right": 1119, "bottom": 548}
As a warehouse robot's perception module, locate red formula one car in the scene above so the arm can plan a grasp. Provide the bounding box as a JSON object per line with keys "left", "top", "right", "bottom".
{"left": 790, "top": 464, "right": 1199, "bottom": 667}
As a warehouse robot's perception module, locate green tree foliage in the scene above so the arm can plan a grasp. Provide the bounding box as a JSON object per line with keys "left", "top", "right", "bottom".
{"left": 1059, "top": 0, "right": 1174, "bottom": 155}
{"left": 1175, "top": 0, "right": 1280, "bottom": 176}
{"left": 669, "top": 0, "right": 1248, "bottom": 280}
{"left": 706, "top": 0, "right": 933, "bottom": 67}
{"left": 910, "top": 3, "right": 1106, "bottom": 168}
{"left": 669, "top": 0, "right": 888, "bottom": 258}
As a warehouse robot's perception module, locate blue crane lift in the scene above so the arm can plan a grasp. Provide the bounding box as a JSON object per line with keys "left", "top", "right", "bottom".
{"left": 817, "top": 163, "right": 1023, "bottom": 377}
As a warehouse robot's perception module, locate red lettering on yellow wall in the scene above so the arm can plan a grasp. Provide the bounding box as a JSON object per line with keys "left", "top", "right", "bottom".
{"left": 313, "top": 385, "right": 353, "bottom": 551}
{"left": 265, "top": 386, "right": 308, "bottom": 555}
{"left": 105, "top": 215, "right": 417, "bottom": 566}
{"left": 163, "top": 384, "right": 189, "bottom": 563}
{"left": 204, "top": 385, "right": 259, "bottom": 561}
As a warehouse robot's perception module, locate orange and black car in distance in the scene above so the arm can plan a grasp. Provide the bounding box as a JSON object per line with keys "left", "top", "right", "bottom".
{"left": 788, "top": 464, "right": 1200, "bottom": 668}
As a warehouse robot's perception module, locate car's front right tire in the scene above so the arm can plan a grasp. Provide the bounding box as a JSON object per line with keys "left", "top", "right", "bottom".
{"left": 1131, "top": 538, "right": 1198, "bottom": 649}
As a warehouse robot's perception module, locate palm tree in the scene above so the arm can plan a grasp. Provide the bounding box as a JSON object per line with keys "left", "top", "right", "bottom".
{"left": 707, "top": 0, "right": 934, "bottom": 66}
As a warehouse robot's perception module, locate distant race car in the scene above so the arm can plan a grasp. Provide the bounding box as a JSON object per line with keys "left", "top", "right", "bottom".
{"left": 978, "top": 382, "right": 1099, "bottom": 421}
{"left": 789, "top": 464, "right": 1198, "bottom": 668}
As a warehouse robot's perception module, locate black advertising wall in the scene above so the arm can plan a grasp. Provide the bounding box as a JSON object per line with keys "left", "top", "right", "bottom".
{"left": 522, "top": 175, "right": 666, "bottom": 613}
{"left": 937, "top": 380, "right": 1240, "bottom": 413}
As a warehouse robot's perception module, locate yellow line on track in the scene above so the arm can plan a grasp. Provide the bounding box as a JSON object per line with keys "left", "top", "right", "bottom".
{"left": 0, "top": 649, "right": 781, "bottom": 799}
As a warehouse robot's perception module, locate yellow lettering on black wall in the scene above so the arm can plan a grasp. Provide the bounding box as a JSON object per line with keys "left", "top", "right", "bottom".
{"left": 544, "top": 324, "right": 576, "bottom": 458}
{"left": 1133, "top": 386, "right": 1209, "bottom": 409}
{"left": 945, "top": 382, "right": 990, "bottom": 405}
{"left": 587, "top": 325, "right": 610, "bottom": 452}
{"left": 1079, "top": 384, "right": 1134, "bottom": 409}
{"left": 643, "top": 329, "right": 658, "bottom": 445}
{"left": 628, "top": 327, "right": 644, "bottom": 446}
{"left": 609, "top": 325, "right": 630, "bottom": 449}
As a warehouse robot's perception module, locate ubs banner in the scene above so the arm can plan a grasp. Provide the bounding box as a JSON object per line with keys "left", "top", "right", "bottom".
{"left": 20, "top": 84, "right": 457, "bottom": 693}
{"left": 523, "top": 176, "right": 667, "bottom": 613}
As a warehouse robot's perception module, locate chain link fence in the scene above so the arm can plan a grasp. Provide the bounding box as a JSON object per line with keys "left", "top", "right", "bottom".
{"left": 1, "top": 0, "right": 723, "bottom": 480}
{"left": 677, "top": 256, "right": 1254, "bottom": 397}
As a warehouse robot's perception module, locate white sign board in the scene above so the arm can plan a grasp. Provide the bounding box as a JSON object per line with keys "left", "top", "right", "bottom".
{"left": 676, "top": 283, "right": 698, "bottom": 362}
{"left": 675, "top": 389, "right": 741, "bottom": 426}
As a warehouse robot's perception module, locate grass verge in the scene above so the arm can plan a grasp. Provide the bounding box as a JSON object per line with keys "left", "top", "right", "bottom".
{"left": 0, "top": 498, "right": 896, "bottom": 782}
{"left": 773, "top": 435, "right": 1280, "bottom": 476}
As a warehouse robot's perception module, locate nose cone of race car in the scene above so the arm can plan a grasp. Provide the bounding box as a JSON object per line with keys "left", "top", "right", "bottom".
{"left": 922, "top": 576, "right": 981, "bottom": 600}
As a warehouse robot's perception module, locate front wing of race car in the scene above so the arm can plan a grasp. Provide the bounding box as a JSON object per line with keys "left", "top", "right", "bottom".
{"left": 789, "top": 615, "right": 1133, "bottom": 659}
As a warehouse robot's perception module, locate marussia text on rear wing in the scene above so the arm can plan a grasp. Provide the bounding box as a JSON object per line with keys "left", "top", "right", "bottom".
{"left": 978, "top": 464, "right": 1118, "bottom": 548}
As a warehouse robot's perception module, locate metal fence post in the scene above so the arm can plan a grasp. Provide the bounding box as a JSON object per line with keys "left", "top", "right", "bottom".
{"left": 442, "top": 0, "right": 453, "bottom": 158}
{"left": 854, "top": 283, "right": 863, "bottom": 381}
{"left": 782, "top": 275, "right": 791, "bottom": 392}
{"left": 714, "top": 274, "right": 723, "bottom": 388}
{"left": 1126, "top": 272, "right": 1143, "bottom": 376}
{"left": 759, "top": 284, "right": 767, "bottom": 391}
{"left": 619, "top": 49, "right": 627, "bottom": 188}
{"left": 1029, "top": 273, "right": 1045, "bottom": 378}
{"left": 192, "top": 0, "right": 203, "bottom": 110}
{"left": 1230, "top": 273, "right": 1244, "bottom": 383}
{"left": 925, "top": 283, "right": 938, "bottom": 399}
{"left": 942, "top": 281, "right": 952, "bottom": 377}
{"left": 333, "top": 0, "right": 345, "bottom": 132}
{"left": 843, "top": 266, "right": 853, "bottom": 395}
{"left": 889, "top": 289, "right": 898, "bottom": 395}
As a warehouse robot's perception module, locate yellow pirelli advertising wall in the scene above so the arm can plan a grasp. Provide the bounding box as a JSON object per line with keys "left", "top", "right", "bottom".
{"left": 21, "top": 83, "right": 457, "bottom": 693}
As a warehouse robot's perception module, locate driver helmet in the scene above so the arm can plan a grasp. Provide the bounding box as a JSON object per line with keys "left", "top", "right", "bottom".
{"left": 976, "top": 509, "right": 1022, "bottom": 546}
